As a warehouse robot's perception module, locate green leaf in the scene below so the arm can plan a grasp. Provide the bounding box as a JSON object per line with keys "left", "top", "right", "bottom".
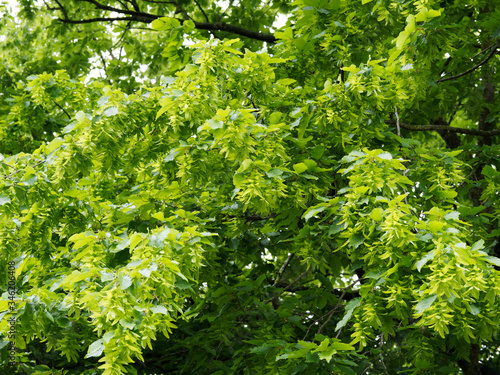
{"left": 471, "top": 239, "right": 484, "bottom": 252}
{"left": 336, "top": 298, "right": 361, "bottom": 331}
{"left": 241, "top": 159, "right": 252, "bottom": 171}
{"left": 120, "top": 275, "right": 133, "bottom": 290}
{"left": 416, "top": 251, "right": 434, "bottom": 272}
{"left": 415, "top": 294, "right": 437, "bottom": 314}
{"left": 269, "top": 112, "right": 282, "bottom": 124}
{"left": 444, "top": 211, "right": 460, "bottom": 220}
{"left": 103, "top": 106, "right": 119, "bottom": 117}
{"left": 266, "top": 168, "right": 283, "bottom": 178}
{"left": 428, "top": 221, "right": 445, "bottom": 233}
{"left": 151, "top": 305, "right": 169, "bottom": 315}
{"left": 304, "top": 205, "right": 325, "bottom": 221}
{"left": 370, "top": 207, "right": 384, "bottom": 221}
{"left": 349, "top": 233, "right": 364, "bottom": 249}
{"left": 85, "top": 339, "right": 105, "bottom": 358}
{"left": 484, "top": 256, "right": 500, "bottom": 267}
{"left": 293, "top": 163, "right": 308, "bottom": 174}
{"left": 330, "top": 342, "right": 355, "bottom": 351}
{"left": 164, "top": 149, "right": 179, "bottom": 162}
{"left": 0, "top": 196, "right": 11, "bottom": 205}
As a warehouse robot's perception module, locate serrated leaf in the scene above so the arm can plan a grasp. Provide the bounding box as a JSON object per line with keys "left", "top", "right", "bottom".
{"left": 349, "top": 233, "right": 364, "bottom": 249}
{"left": 470, "top": 304, "right": 480, "bottom": 316}
{"left": 103, "top": 107, "right": 119, "bottom": 117}
{"left": 336, "top": 298, "right": 361, "bottom": 331}
{"left": 164, "top": 149, "right": 179, "bottom": 162}
{"left": 266, "top": 168, "right": 283, "bottom": 178}
{"left": 97, "top": 96, "right": 110, "bottom": 106}
{"left": 427, "top": 9, "right": 441, "bottom": 18}
{"left": 241, "top": 159, "right": 252, "bottom": 172}
{"left": 471, "top": 239, "right": 484, "bottom": 252}
{"left": 233, "top": 173, "right": 245, "bottom": 187}
{"left": 330, "top": 342, "right": 355, "bottom": 351}
{"left": 416, "top": 251, "right": 434, "bottom": 272}
{"left": 113, "top": 238, "right": 130, "bottom": 253}
{"left": 120, "top": 275, "right": 132, "bottom": 290}
{"left": 377, "top": 152, "right": 392, "bottom": 160}
{"left": 206, "top": 119, "right": 223, "bottom": 129}
{"left": 130, "top": 233, "right": 143, "bottom": 250}
{"left": 100, "top": 271, "right": 115, "bottom": 282}
{"left": 304, "top": 206, "right": 325, "bottom": 221}
{"left": 415, "top": 294, "right": 437, "bottom": 314}
{"left": 151, "top": 305, "right": 169, "bottom": 315}
{"left": 484, "top": 256, "right": 500, "bottom": 267}
{"left": 277, "top": 78, "right": 296, "bottom": 86}
{"left": 85, "top": 339, "right": 105, "bottom": 358}
{"left": 444, "top": 211, "right": 460, "bottom": 220}
{"left": 428, "top": 221, "right": 445, "bottom": 233}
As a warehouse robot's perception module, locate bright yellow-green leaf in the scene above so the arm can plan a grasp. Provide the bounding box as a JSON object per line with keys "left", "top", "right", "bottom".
{"left": 293, "top": 163, "right": 308, "bottom": 174}
{"left": 370, "top": 207, "right": 384, "bottom": 221}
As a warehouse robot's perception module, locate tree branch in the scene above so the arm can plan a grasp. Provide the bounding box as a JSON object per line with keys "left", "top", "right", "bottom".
{"left": 386, "top": 120, "right": 500, "bottom": 137}
{"left": 58, "top": 16, "right": 136, "bottom": 24}
{"left": 53, "top": 0, "right": 277, "bottom": 43}
{"left": 53, "top": 100, "right": 72, "bottom": 119}
{"left": 264, "top": 268, "right": 311, "bottom": 305}
{"left": 193, "top": 0, "right": 210, "bottom": 23}
{"left": 437, "top": 42, "right": 498, "bottom": 82}
{"left": 272, "top": 253, "right": 294, "bottom": 287}
{"left": 75, "top": 0, "right": 156, "bottom": 19}
{"left": 303, "top": 279, "right": 359, "bottom": 340}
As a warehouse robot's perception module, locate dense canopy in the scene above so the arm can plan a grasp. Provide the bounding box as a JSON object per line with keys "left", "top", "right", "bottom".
{"left": 1, "top": 0, "right": 500, "bottom": 374}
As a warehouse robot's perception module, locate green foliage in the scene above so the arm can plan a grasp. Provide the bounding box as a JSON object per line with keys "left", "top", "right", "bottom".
{"left": 1, "top": 0, "right": 500, "bottom": 374}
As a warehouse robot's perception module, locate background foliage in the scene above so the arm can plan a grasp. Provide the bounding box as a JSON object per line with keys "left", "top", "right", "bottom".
{"left": 1, "top": 0, "right": 500, "bottom": 374}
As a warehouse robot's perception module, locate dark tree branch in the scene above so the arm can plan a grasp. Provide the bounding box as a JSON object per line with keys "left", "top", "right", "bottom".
{"left": 75, "top": 0, "right": 156, "bottom": 19}
{"left": 272, "top": 253, "right": 294, "bottom": 287}
{"left": 193, "top": 0, "right": 210, "bottom": 23}
{"left": 53, "top": 100, "right": 72, "bottom": 119}
{"left": 437, "top": 42, "right": 498, "bottom": 82}
{"left": 143, "top": 0, "right": 176, "bottom": 4}
{"left": 128, "top": 0, "right": 141, "bottom": 12}
{"left": 264, "top": 268, "right": 311, "bottom": 305}
{"left": 53, "top": 0, "right": 277, "bottom": 43}
{"left": 189, "top": 21, "right": 276, "bottom": 42}
{"left": 387, "top": 120, "right": 500, "bottom": 137}
{"left": 58, "top": 16, "right": 136, "bottom": 23}
{"left": 302, "top": 280, "right": 360, "bottom": 340}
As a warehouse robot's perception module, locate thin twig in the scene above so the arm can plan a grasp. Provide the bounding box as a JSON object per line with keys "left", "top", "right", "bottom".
{"left": 379, "top": 334, "right": 389, "bottom": 375}
{"left": 395, "top": 107, "right": 400, "bottom": 137}
{"left": 264, "top": 268, "right": 311, "bottom": 305}
{"left": 5, "top": 160, "right": 46, "bottom": 179}
{"left": 272, "top": 253, "right": 294, "bottom": 287}
{"left": 437, "top": 42, "right": 498, "bottom": 82}
{"left": 194, "top": 0, "right": 210, "bottom": 22}
{"left": 1, "top": 162, "right": 18, "bottom": 171}
{"left": 303, "top": 279, "right": 360, "bottom": 340}
{"left": 361, "top": 364, "right": 373, "bottom": 375}
{"left": 201, "top": 340, "right": 224, "bottom": 375}
{"left": 316, "top": 280, "right": 359, "bottom": 336}
{"left": 53, "top": 101, "right": 71, "bottom": 119}
{"left": 386, "top": 120, "right": 500, "bottom": 137}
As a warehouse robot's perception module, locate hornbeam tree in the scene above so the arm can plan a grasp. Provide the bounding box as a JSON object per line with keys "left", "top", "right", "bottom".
{"left": 1, "top": 0, "right": 500, "bottom": 374}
